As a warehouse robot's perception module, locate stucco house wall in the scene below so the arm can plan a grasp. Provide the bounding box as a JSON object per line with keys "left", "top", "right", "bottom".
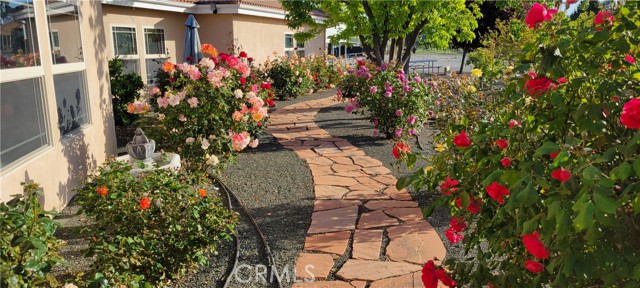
{"left": 0, "top": 1, "right": 116, "bottom": 211}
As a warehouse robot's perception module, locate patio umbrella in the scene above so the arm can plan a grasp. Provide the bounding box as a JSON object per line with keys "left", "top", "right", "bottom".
{"left": 183, "top": 14, "right": 202, "bottom": 64}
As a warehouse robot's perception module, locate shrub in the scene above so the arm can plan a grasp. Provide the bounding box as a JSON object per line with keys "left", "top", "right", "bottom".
{"left": 264, "top": 54, "right": 315, "bottom": 100}
{"left": 0, "top": 183, "right": 64, "bottom": 288}
{"left": 306, "top": 54, "right": 344, "bottom": 90}
{"left": 135, "top": 45, "right": 273, "bottom": 173}
{"left": 109, "top": 57, "right": 145, "bottom": 126}
{"left": 400, "top": 3, "right": 640, "bottom": 287}
{"left": 75, "top": 160, "right": 237, "bottom": 287}
{"left": 338, "top": 60, "right": 433, "bottom": 142}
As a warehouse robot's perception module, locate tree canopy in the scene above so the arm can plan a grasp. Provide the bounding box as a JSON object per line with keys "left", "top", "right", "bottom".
{"left": 282, "top": 0, "right": 481, "bottom": 69}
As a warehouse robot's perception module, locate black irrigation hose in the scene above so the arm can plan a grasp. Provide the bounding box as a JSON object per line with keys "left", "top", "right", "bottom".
{"left": 213, "top": 176, "right": 240, "bottom": 288}
{"left": 211, "top": 175, "right": 283, "bottom": 288}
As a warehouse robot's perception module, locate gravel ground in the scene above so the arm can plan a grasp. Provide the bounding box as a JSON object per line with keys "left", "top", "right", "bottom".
{"left": 50, "top": 88, "right": 462, "bottom": 288}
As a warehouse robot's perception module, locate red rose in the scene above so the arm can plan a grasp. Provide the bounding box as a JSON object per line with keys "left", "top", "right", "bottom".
{"left": 453, "top": 130, "right": 471, "bottom": 148}
{"left": 225, "top": 55, "right": 240, "bottom": 67}
{"left": 422, "top": 260, "right": 438, "bottom": 288}
{"left": 450, "top": 217, "right": 467, "bottom": 232}
{"left": 525, "top": 3, "right": 557, "bottom": 29}
{"left": 620, "top": 98, "right": 640, "bottom": 129}
{"left": 522, "top": 231, "right": 550, "bottom": 259}
{"left": 501, "top": 157, "right": 512, "bottom": 167}
{"left": 524, "top": 76, "right": 554, "bottom": 97}
{"left": 508, "top": 119, "right": 521, "bottom": 129}
{"left": 445, "top": 228, "right": 464, "bottom": 243}
{"left": 266, "top": 99, "right": 275, "bottom": 107}
{"left": 525, "top": 260, "right": 545, "bottom": 273}
{"left": 435, "top": 269, "right": 457, "bottom": 287}
{"left": 97, "top": 186, "right": 108, "bottom": 197}
{"left": 625, "top": 54, "right": 636, "bottom": 64}
{"left": 612, "top": 95, "right": 619, "bottom": 102}
{"left": 139, "top": 197, "right": 151, "bottom": 210}
{"left": 496, "top": 139, "right": 509, "bottom": 149}
{"left": 567, "top": 0, "right": 577, "bottom": 3}
{"left": 557, "top": 77, "right": 567, "bottom": 84}
{"left": 439, "top": 177, "right": 459, "bottom": 195}
{"left": 392, "top": 142, "right": 410, "bottom": 159}
{"left": 455, "top": 195, "right": 481, "bottom": 214}
{"left": 594, "top": 11, "right": 614, "bottom": 29}
{"left": 261, "top": 82, "right": 272, "bottom": 90}
{"left": 549, "top": 150, "right": 560, "bottom": 159}
{"left": 247, "top": 57, "right": 254, "bottom": 62}
{"left": 485, "top": 181, "right": 509, "bottom": 204}
{"left": 551, "top": 168, "right": 571, "bottom": 182}
{"left": 240, "top": 77, "right": 247, "bottom": 85}
{"left": 422, "top": 260, "right": 456, "bottom": 288}
{"left": 239, "top": 51, "right": 248, "bottom": 58}
{"left": 186, "top": 56, "right": 193, "bottom": 62}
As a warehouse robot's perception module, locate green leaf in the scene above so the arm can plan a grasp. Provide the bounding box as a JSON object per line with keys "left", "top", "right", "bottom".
{"left": 594, "top": 190, "right": 618, "bottom": 214}
{"left": 523, "top": 217, "right": 539, "bottom": 234}
{"left": 556, "top": 209, "right": 570, "bottom": 239}
{"left": 634, "top": 158, "right": 640, "bottom": 174}
{"left": 535, "top": 142, "right": 560, "bottom": 157}
{"left": 582, "top": 166, "right": 601, "bottom": 181}
{"left": 633, "top": 264, "right": 640, "bottom": 279}
{"left": 516, "top": 183, "right": 538, "bottom": 206}
{"left": 481, "top": 170, "right": 504, "bottom": 186}
{"left": 573, "top": 202, "right": 596, "bottom": 231}
{"left": 619, "top": 162, "right": 633, "bottom": 181}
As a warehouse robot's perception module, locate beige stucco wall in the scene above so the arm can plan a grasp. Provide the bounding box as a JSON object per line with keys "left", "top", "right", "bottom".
{"left": 101, "top": 5, "right": 187, "bottom": 83}
{"left": 49, "top": 14, "right": 83, "bottom": 64}
{"left": 196, "top": 14, "right": 235, "bottom": 57}
{"left": 229, "top": 14, "right": 325, "bottom": 64}
{"left": 0, "top": 1, "right": 116, "bottom": 211}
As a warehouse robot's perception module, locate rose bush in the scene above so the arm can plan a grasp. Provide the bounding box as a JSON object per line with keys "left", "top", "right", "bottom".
{"left": 0, "top": 183, "right": 64, "bottom": 288}
{"left": 401, "top": 3, "right": 640, "bottom": 287}
{"left": 74, "top": 160, "right": 236, "bottom": 287}
{"left": 338, "top": 60, "right": 433, "bottom": 142}
{"left": 136, "top": 44, "right": 272, "bottom": 173}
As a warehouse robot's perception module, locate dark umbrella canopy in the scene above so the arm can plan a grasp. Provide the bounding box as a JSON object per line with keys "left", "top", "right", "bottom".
{"left": 184, "top": 14, "right": 202, "bottom": 64}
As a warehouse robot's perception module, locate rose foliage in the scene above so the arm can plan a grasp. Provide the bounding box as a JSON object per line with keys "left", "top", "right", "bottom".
{"left": 338, "top": 60, "right": 432, "bottom": 142}
{"left": 75, "top": 160, "right": 236, "bottom": 287}
{"left": 139, "top": 45, "right": 271, "bottom": 173}
{"left": 400, "top": 3, "right": 640, "bottom": 287}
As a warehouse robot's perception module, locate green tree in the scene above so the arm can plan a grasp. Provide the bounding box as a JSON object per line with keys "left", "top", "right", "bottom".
{"left": 282, "top": 0, "right": 480, "bottom": 69}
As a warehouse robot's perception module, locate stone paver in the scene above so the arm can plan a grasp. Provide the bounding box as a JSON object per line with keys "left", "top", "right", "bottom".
{"left": 357, "top": 210, "right": 399, "bottom": 229}
{"left": 352, "top": 229, "right": 383, "bottom": 260}
{"left": 296, "top": 253, "right": 334, "bottom": 280}
{"left": 308, "top": 206, "right": 358, "bottom": 234}
{"left": 304, "top": 231, "right": 351, "bottom": 255}
{"left": 268, "top": 96, "right": 445, "bottom": 285}
{"left": 336, "top": 259, "right": 422, "bottom": 281}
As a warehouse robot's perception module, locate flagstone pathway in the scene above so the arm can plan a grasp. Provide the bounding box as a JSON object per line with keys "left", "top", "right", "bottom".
{"left": 267, "top": 96, "right": 446, "bottom": 288}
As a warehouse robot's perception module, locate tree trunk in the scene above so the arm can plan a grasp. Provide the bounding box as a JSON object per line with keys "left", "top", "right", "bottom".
{"left": 388, "top": 38, "right": 396, "bottom": 64}
{"left": 459, "top": 49, "right": 467, "bottom": 74}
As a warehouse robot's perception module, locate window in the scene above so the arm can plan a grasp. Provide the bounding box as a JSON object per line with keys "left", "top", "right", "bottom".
{"left": 144, "top": 28, "right": 165, "bottom": 55}
{"left": 285, "top": 34, "right": 294, "bottom": 49}
{"left": 0, "top": 78, "right": 49, "bottom": 168}
{"left": 0, "top": 0, "right": 40, "bottom": 70}
{"left": 46, "top": 1, "right": 89, "bottom": 137}
{"left": 53, "top": 71, "right": 89, "bottom": 136}
{"left": 46, "top": 1, "right": 83, "bottom": 64}
{"left": 113, "top": 27, "right": 137, "bottom": 55}
{"left": 284, "top": 33, "right": 305, "bottom": 57}
{"left": 144, "top": 28, "right": 166, "bottom": 84}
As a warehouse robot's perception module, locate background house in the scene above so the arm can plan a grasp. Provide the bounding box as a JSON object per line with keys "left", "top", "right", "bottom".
{"left": 0, "top": 0, "right": 326, "bottom": 211}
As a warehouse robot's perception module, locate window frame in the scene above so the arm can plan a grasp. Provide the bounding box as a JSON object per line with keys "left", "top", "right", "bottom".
{"left": 143, "top": 27, "right": 167, "bottom": 85}
{"left": 284, "top": 32, "right": 305, "bottom": 57}
{"left": 0, "top": 0, "right": 53, "bottom": 173}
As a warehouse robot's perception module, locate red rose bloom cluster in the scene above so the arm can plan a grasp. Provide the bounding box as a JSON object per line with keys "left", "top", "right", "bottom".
{"left": 439, "top": 177, "right": 459, "bottom": 195}
{"left": 422, "top": 260, "right": 457, "bottom": 288}
{"left": 445, "top": 217, "right": 467, "bottom": 243}
{"left": 620, "top": 98, "right": 640, "bottom": 129}
{"left": 139, "top": 197, "right": 151, "bottom": 210}
{"left": 551, "top": 168, "right": 571, "bottom": 182}
{"left": 525, "top": 3, "right": 557, "bottom": 29}
{"left": 453, "top": 130, "right": 471, "bottom": 147}
{"left": 522, "top": 231, "right": 550, "bottom": 259}
{"left": 455, "top": 195, "right": 482, "bottom": 214}
{"left": 594, "top": 11, "right": 614, "bottom": 30}
{"left": 486, "top": 181, "right": 509, "bottom": 204}
{"left": 496, "top": 139, "right": 509, "bottom": 149}
{"left": 392, "top": 142, "right": 411, "bottom": 159}
{"left": 524, "top": 75, "right": 554, "bottom": 98}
